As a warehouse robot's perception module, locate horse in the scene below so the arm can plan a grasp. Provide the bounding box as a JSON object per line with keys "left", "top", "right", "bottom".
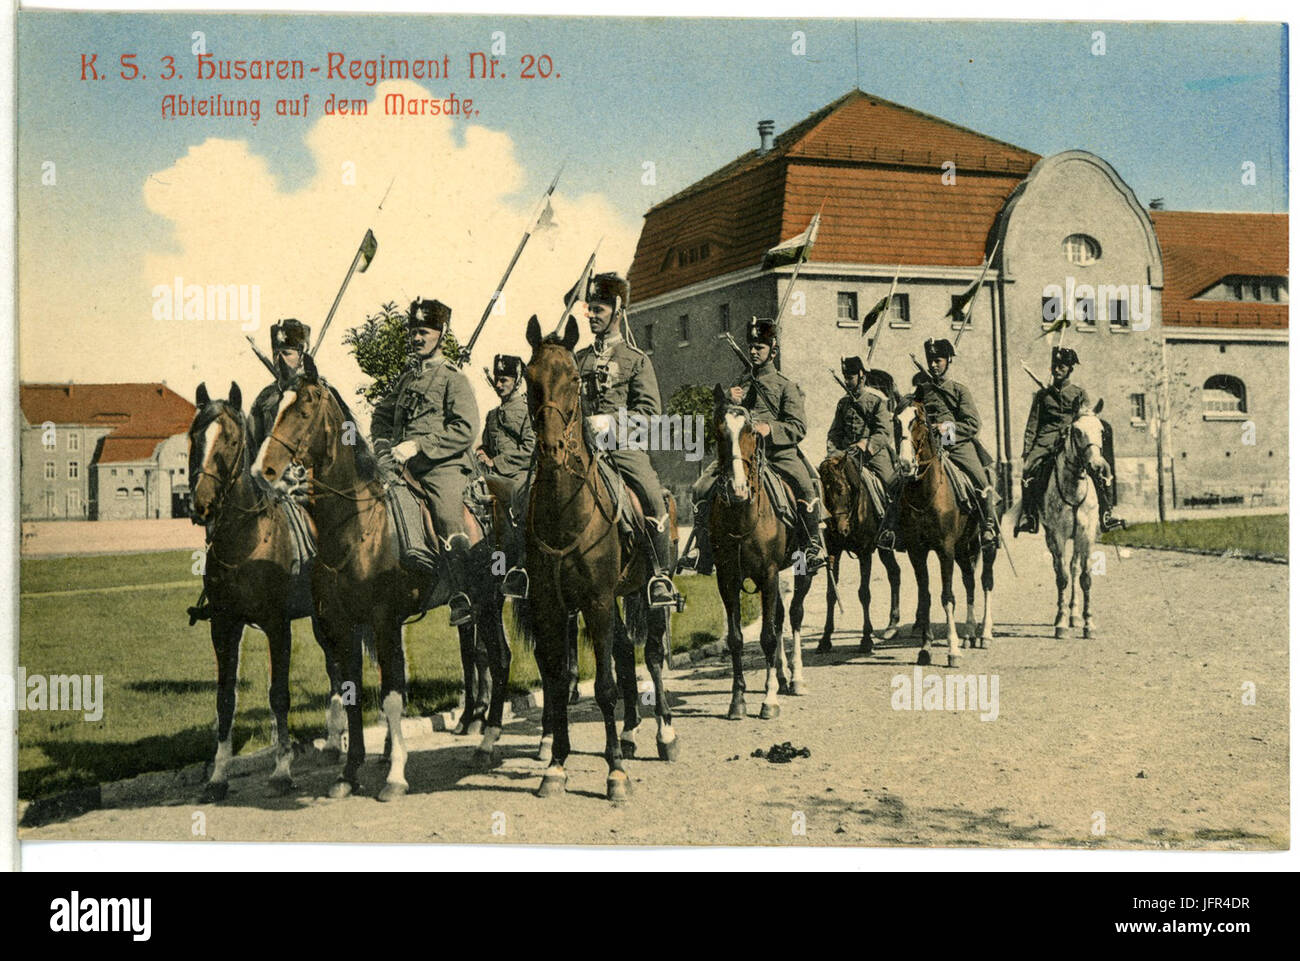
{"left": 514, "top": 314, "right": 678, "bottom": 803}
{"left": 186, "top": 381, "right": 345, "bottom": 802}
{"left": 1017, "top": 406, "right": 1107, "bottom": 639}
{"left": 895, "top": 401, "right": 996, "bottom": 666}
{"left": 709, "top": 385, "right": 814, "bottom": 719}
{"left": 817, "top": 450, "right": 902, "bottom": 654}
{"left": 252, "top": 356, "right": 509, "bottom": 800}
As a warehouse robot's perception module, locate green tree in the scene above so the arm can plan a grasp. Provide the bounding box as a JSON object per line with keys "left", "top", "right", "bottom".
{"left": 667, "top": 384, "right": 716, "bottom": 467}
{"left": 343, "top": 301, "right": 462, "bottom": 407}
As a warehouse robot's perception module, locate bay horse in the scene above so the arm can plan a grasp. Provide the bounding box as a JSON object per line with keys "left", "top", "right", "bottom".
{"left": 253, "top": 355, "right": 508, "bottom": 800}
{"left": 710, "top": 386, "right": 814, "bottom": 718}
{"left": 515, "top": 315, "right": 678, "bottom": 803}
{"left": 187, "top": 382, "right": 345, "bottom": 802}
{"left": 817, "top": 450, "right": 902, "bottom": 654}
{"left": 1020, "top": 405, "right": 1107, "bottom": 639}
{"left": 895, "top": 401, "right": 996, "bottom": 666}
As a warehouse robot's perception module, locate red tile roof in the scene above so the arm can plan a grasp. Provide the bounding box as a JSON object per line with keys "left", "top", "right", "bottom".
{"left": 629, "top": 89, "right": 1039, "bottom": 302}
{"left": 20, "top": 383, "right": 195, "bottom": 464}
{"left": 1151, "top": 210, "right": 1288, "bottom": 330}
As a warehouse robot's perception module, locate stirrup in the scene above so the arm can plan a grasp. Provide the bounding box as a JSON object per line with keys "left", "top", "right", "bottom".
{"left": 501, "top": 566, "right": 530, "bottom": 599}
{"left": 876, "top": 529, "right": 897, "bottom": 552}
{"left": 187, "top": 602, "right": 212, "bottom": 626}
{"left": 646, "top": 573, "right": 678, "bottom": 610}
{"left": 802, "top": 545, "right": 827, "bottom": 573}
{"left": 449, "top": 592, "right": 473, "bottom": 626}
{"left": 1014, "top": 513, "right": 1038, "bottom": 536}
{"left": 1100, "top": 514, "right": 1126, "bottom": 533}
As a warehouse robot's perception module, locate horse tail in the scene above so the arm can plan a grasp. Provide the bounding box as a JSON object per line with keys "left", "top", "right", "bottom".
{"left": 509, "top": 596, "right": 536, "bottom": 651}
{"left": 355, "top": 623, "right": 378, "bottom": 665}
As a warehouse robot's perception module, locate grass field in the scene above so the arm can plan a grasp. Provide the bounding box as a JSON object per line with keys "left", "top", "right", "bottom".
{"left": 18, "top": 550, "right": 758, "bottom": 800}
{"left": 1100, "top": 513, "right": 1288, "bottom": 559}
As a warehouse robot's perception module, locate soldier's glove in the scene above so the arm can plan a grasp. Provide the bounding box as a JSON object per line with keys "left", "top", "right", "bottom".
{"left": 939, "top": 421, "right": 957, "bottom": 446}
{"left": 391, "top": 440, "right": 420, "bottom": 465}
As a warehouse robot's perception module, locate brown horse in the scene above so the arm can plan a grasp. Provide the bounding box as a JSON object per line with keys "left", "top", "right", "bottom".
{"left": 253, "top": 356, "right": 508, "bottom": 800}
{"left": 516, "top": 315, "right": 678, "bottom": 803}
{"left": 187, "top": 382, "right": 345, "bottom": 802}
{"left": 895, "top": 401, "right": 996, "bottom": 667}
{"left": 817, "top": 451, "right": 902, "bottom": 654}
{"left": 710, "top": 386, "right": 814, "bottom": 718}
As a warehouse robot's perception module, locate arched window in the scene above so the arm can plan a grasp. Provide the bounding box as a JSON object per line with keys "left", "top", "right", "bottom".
{"left": 1202, "top": 375, "right": 1246, "bottom": 417}
{"left": 1062, "top": 234, "right": 1101, "bottom": 266}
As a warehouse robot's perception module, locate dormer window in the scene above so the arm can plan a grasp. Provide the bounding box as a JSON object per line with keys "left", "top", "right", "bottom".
{"left": 1197, "top": 275, "right": 1287, "bottom": 303}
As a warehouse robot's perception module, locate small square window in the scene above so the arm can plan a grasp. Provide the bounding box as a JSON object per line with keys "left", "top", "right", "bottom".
{"left": 68, "top": 433, "right": 80, "bottom": 451}
{"left": 643, "top": 323, "right": 655, "bottom": 353}
{"left": 718, "top": 303, "right": 731, "bottom": 335}
{"left": 44, "top": 462, "right": 55, "bottom": 480}
{"left": 888, "top": 293, "right": 911, "bottom": 327}
{"left": 1042, "top": 294, "right": 1063, "bottom": 326}
{"left": 678, "top": 314, "right": 691, "bottom": 344}
{"left": 837, "top": 292, "right": 858, "bottom": 324}
{"left": 1129, "top": 393, "right": 1147, "bottom": 424}
{"left": 1075, "top": 296, "right": 1096, "bottom": 328}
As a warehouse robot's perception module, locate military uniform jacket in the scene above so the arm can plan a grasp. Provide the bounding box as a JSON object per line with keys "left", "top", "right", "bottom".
{"left": 576, "top": 336, "right": 661, "bottom": 424}
{"left": 736, "top": 364, "right": 806, "bottom": 453}
{"left": 1023, "top": 382, "right": 1090, "bottom": 461}
{"left": 371, "top": 355, "right": 480, "bottom": 475}
{"left": 479, "top": 390, "right": 534, "bottom": 479}
{"left": 827, "top": 386, "right": 894, "bottom": 457}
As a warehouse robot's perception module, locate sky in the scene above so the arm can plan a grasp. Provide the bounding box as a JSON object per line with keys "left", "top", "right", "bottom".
{"left": 16, "top": 13, "right": 1288, "bottom": 428}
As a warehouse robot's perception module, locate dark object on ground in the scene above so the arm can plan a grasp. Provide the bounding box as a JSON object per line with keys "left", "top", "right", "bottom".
{"left": 753, "top": 742, "right": 811, "bottom": 763}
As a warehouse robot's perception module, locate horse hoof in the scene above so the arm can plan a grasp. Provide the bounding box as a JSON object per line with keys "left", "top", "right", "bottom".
{"left": 947, "top": 654, "right": 960, "bottom": 669}
{"left": 759, "top": 702, "right": 781, "bottom": 720}
{"left": 474, "top": 749, "right": 499, "bottom": 770}
{"left": 620, "top": 739, "right": 637, "bottom": 760}
{"left": 859, "top": 639, "right": 874, "bottom": 656}
{"left": 657, "top": 738, "right": 680, "bottom": 762}
{"left": 1083, "top": 627, "right": 1094, "bottom": 639}
{"left": 606, "top": 771, "right": 632, "bottom": 803}
{"left": 817, "top": 640, "right": 833, "bottom": 654}
{"left": 1054, "top": 627, "right": 1068, "bottom": 640}
{"left": 727, "top": 699, "right": 747, "bottom": 721}
{"left": 464, "top": 719, "right": 484, "bottom": 737}
{"left": 378, "top": 781, "right": 408, "bottom": 803}
{"left": 1069, "top": 616, "right": 1078, "bottom": 628}
{"left": 790, "top": 680, "right": 807, "bottom": 696}
{"left": 535, "top": 737, "right": 554, "bottom": 764}
{"left": 536, "top": 771, "right": 567, "bottom": 798}
{"left": 268, "top": 776, "right": 297, "bottom": 796}
{"left": 328, "top": 778, "right": 356, "bottom": 800}
{"left": 200, "top": 781, "right": 229, "bottom": 804}
{"left": 777, "top": 680, "right": 791, "bottom": 696}
{"left": 569, "top": 686, "right": 581, "bottom": 705}
{"left": 881, "top": 625, "right": 899, "bottom": 641}
{"left": 916, "top": 649, "right": 931, "bottom": 667}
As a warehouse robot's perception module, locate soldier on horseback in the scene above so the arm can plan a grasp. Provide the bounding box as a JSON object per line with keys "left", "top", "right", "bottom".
{"left": 370, "top": 298, "right": 480, "bottom": 627}
{"left": 1015, "top": 346, "right": 1125, "bottom": 536}
{"left": 572, "top": 272, "right": 679, "bottom": 610}
{"left": 680, "top": 317, "right": 827, "bottom": 575}
{"left": 827, "top": 355, "right": 896, "bottom": 489}
{"left": 877, "top": 337, "right": 999, "bottom": 549}
{"left": 477, "top": 354, "right": 534, "bottom": 496}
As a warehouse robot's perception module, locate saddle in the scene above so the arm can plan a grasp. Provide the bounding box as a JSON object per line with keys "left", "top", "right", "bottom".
{"left": 855, "top": 464, "right": 888, "bottom": 520}
{"left": 593, "top": 453, "right": 640, "bottom": 537}
{"left": 938, "top": 450, "right": 987, "bottom": 517}
{"left": 385, "top": 469, "right": 486, "bottom": 609}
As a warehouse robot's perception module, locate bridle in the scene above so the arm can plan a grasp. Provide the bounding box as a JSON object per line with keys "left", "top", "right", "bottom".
{"left": 1053, "top": 418, "right": 1102, "bottom": 511}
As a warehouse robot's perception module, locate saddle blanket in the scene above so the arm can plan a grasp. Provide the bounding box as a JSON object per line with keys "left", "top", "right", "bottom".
{"left": 939, "top": 452, "right": 987, "bottom": 517}
{"left": 857, "top": 467, "right": 887, "bottom": 520}
{"left": 280, "top": 496, "right": 316, "bottom": 575}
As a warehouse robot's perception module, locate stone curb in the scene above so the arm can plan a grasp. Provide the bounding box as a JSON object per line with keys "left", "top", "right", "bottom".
{"left": 1110, "top": 543, "right": 1286, "bottom": 565}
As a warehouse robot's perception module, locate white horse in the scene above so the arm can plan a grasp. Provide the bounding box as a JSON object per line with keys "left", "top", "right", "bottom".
{"left": 1018, "top": 407, "right": 1108, "bottom": 639}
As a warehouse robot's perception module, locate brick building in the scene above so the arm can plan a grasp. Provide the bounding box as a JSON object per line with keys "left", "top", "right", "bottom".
{"left": 627, "top": 90, "right": 1287, "bottom": 518}
{"left": 19, "top": 383, "right": 196, "bottom": 521}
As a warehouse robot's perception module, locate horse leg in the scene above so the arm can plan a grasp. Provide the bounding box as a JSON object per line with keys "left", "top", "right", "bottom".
{"left": 644, "top": 605, "right": 679, "bottom": 761}
{"left": 818, "top": 549, "right": 839, "bottom": 653}
{"left": 534, "top": 602, "right": 572, "bottom": 797}
{"left": 266, "top": 617, "right": 296, "bottom": 794}
{"left": 1078, "top": 536, "right": 1096, "bottom": 639}
{"left": 939, "top": 551, "right": 961, "bottom": 668}
{"left": 976, "top": 541, "right": 995, "bottom": 649}
{"left": 567, "top": 613, "right": 581, "bottom": 704}
{"left": 788, "top": 574, "right": 809, "bottom": 694}
{"left": 330, "top": 617, "right": 365, "bottom": 798}
{"left": 377, "top": 613, "right": 409, "bottom": 802}
{"left": 1068, "top": 541, "right": 1082, "bottom": 628}
{"left": 313, "top": 614, "right": 346, "bottom": 762}
{"left": 858, "top": 552, "right": 874, "bottom": 655}
{"left": 453, "top": 622, "right": 484, "bottom": 736}
{"left": 957, "top": 550, "right": 977, "bottom": 647}
{"left": 760, "top": 570, "right": 783, "bottom": 720}
{"left": 202, "top": 614, "right": 243, "bottom": 803}
{"left": 775, "top": 587, "right": 790, "bottom": 696}
{"left": 475, "top": 598, "right": 512, "bottom": 768}
{"left": 585, "top": 600, "right": 630, "bottom": 803}
{"left": 719, "top": 568, "right": 747, "bottom": 721}
{"left": 612, "top": 602, "right": 641, "bottom": 760}
{"left": 879, "top": 548, "right": 902, "bottom": 640}
{"left": 1047, "top": 529, "right": 1070, "bottom": 639}
{"left": 909, "top": 548, "right": 933, "bottom": 663}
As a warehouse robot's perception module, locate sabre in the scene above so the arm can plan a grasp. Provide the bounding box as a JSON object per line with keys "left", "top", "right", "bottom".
{"left": 951, "top": 239, "right": 999, "bottom": 352}
{"left": 246, "top": 335, "right": 279, "bottom": 380}
{"left": 1021, "top": 362, "right": 1046, "bottom": 390}
{"left": 460, "top": 162, "right": 565, "bottom": 367}
{"left": 310, "top": 228, "right": 379, "bottom": 358}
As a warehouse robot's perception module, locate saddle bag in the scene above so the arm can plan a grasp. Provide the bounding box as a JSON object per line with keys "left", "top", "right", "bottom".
{"left": 385, "top": 482, "right": 438, "bottom": 577}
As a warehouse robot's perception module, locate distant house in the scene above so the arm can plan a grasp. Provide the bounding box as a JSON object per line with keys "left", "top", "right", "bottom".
{"left": 628, "top": 89, "right": 1287, "bottom": 516}
{"left": 19, "top": 383, "right": 195, "bottom": 521}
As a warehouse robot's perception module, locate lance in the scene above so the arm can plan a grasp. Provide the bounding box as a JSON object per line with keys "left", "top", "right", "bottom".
{"left": 459, "top": 162, "right": 564, "bottom": 367}
{"left": 771, "top": 202, "right": 824, "bottom": 335}
{"left": 553, "top": 240, "right": 601, "bottom": 337}
{"left": 865, "top": 265, "right": 901, "bottom": 367}
{"left": 310, "top": 228, "right": 379, "bottom": 358}
{"left": 951, "top": 239, "right": 999, "bottom": 352}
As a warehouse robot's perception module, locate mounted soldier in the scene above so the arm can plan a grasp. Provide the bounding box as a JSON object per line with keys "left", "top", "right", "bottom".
{"left": 827, "top": 355, "right": 896, "bottom": 489}
{"left": 680, "top": 316, "right": 827, "bottom": 575}
{"left": 570, "top": 272, "right": 678, "bottom": 609}
{"left": 370, "top": 297, "right": 480, "bottom": 627}
{"left": 477, "top": 353, "right": 534, "bottom": 496}
{"left": 877, "top": 337, "right": 999, "bottom": 549}
{"left": 1015, "top": 346, "right": 1124, "bottom": 536}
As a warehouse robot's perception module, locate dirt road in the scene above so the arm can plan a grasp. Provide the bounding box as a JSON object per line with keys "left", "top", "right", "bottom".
{"left": 20, "top": 545, "right": 1288, "bottom": 849}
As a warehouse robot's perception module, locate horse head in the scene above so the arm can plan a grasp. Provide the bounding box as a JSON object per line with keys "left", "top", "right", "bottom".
{"left": 712, "top": 384, "right": 757, "bottom": 501}
{"left": 188, "top": 381, "right": 249, "bottom": 525}
{"left": 896, "top": 401, "right": 935, "bottom": 480}
{"left": 525, "top": 313, "right": 584, "bottom": 467}
{"left": 253, "top": 352, "right": 334, "bottom": 491}
{"left": 819, "top": 452, "right": 861, "bottom": 539}
{"left": 1070, "top": 401, "right": 1109, "bottom": 478}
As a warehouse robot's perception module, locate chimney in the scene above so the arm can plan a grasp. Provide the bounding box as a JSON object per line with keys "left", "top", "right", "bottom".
{"left": 757, "top": 120, "right": 775, "bottom": 155}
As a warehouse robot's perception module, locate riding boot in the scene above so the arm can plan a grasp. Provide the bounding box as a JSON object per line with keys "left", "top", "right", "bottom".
{"left": 445, "top": 534, "right": 475, "bottom": 627}
{"left": 797, "top": 499, "right": 827, "bottom": 573}
{"left": 1089, "top": 466, "right": 1126, "bottom": 532}
{"left": 981, "top": 487, "right": 1000, "bottom": 545}
{"left": 643, "top": 515, "right": 681, "bottom": 609}
{"left": 187, "top": 587, "right": 212, "bottom": 626}
{"left": 677, "top": 500, "right": 714, "bottom": 576}
{"left": 1014, "top": 476, "right": 1038, "bottom": 536}
{"left": 875, "top": 477, "right": 905, "bottom": 552}
{"left": 501, "top": 481, "right": 531, "bottom": 599}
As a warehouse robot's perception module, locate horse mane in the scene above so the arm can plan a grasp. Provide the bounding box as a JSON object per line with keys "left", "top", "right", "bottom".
{"left": 324, "top": 383, "right": 379, "bottom": 482}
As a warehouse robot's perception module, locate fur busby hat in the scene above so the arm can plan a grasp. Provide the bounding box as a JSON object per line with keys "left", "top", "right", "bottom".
{"left": 408, "top": 298, "right": 451, "bottom": 331}
{"left": 493, "top": 354, "right": 524, "bottom": 381}
{"left": 1052, "top": 346, "right": 1080, "bottom": 369}
{"left": 841, "top": 356, "right": 866, "bottom": 377}
{"left": 572, "top": 272, "right": 630, "bottom": 312}
{"left": 924, "top": 338, "right": 955, "bottom": 362}
{"left": 270, "top": 318, "right": 311, "bottom": 352}
{"left": 747, "top": 316, "right": 778, "bottom": 346}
